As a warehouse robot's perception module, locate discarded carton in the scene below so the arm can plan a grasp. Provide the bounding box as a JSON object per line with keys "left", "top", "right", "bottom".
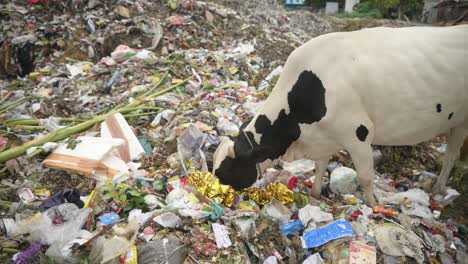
{"left": 101, "top": 113, "right": 146, "bottom": 162}
{"left": 43, "top": 136, "right": 129, "bottom": 179}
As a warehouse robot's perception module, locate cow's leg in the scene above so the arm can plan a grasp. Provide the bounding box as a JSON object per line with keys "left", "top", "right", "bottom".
{"left": 346, "top": 143, "right": 378, "bottom": 207}
{"left": 433, "top": 125, "right": 467, "bottom": 194}
{"left": 310, "top": 157, "right": 329, "bottom": 198}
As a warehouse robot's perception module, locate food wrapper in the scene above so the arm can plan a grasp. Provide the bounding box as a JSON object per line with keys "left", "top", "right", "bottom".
{"left": 243, "top": 182, "right": 294, "bottom": 206}
{"left": 187, "top": 171, "right": 293, "bottom": 207}
{"left": 187, "top": 171, "right": 238, "bottom": 207}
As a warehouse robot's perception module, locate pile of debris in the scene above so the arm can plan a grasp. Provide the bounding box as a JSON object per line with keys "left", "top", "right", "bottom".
{"left": 0, "top": 0, "right": 465, "bottom": 263}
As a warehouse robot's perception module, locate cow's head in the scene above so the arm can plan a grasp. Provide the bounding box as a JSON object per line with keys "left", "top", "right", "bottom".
{"left": 212, "top": 131, "right": 270, "bottom": 189}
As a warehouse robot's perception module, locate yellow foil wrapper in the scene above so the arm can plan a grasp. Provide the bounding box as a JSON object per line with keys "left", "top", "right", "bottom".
{"left": 187, "top": 171, "right": 293, "bottom": 207}
{"left": 187, "top": 171, "right": 239, "bottom": 207}
{"left": 243, "top": 182, "right": 294, "bottom": 206}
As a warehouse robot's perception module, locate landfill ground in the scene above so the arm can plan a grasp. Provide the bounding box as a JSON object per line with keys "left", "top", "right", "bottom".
{"left": 0, "top": 0, "right": 467, "bottom": 263}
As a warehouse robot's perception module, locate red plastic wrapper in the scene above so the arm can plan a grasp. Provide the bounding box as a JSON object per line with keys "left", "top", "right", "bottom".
{"left": 287, "top": 176, "right": 299, "bottom": 190}
{"left": 351, "top": 210, "right": 363, "bottom": 221}
{"left": 29, "top": 0, "right": 47, "bottom": 5}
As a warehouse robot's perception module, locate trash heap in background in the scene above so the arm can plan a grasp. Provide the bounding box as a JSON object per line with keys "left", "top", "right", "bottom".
{"left": 0, "top": 0, "right": 465, "bottom": 264}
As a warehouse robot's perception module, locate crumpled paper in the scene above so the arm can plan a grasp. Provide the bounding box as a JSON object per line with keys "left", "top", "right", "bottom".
{"left": 187, "top": 171, "right": 293, "bottom": 207}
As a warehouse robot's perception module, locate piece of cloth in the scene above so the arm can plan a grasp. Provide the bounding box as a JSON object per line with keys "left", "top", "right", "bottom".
{"left": 39, "top": 188, "right": 84, "bottom": 212}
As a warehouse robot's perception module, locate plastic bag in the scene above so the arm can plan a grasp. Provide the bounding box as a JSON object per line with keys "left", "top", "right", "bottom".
{"left": 177, "top": 125, "right": 208, "bottom": 174}
{"left": 329, "top": 166, "right": 358, "bottom": 194}
{"left": 216, "top": 118, "right": 239, "bottom": 137}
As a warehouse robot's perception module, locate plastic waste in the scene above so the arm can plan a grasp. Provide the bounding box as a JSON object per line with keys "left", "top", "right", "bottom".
{"left": 401, "top": 202, "right": 433, "bottom": 219}
{"left": 98, "top": 212, "right": 121, "bottom": 225}
{"left": 263, "top": 256, "right": 278, "bottom": 264}
{"left": 153, "top": 212, "right": 181, "bottom": 228}
{"left": 45, "top": 229, "right": 93, "bottom": 264}
{"left": 12, "top": 241, "right": 44, "bottom": 264}
{"left": 0, "top": 218, "right": 17, "bottom": 237}
{"left": 177, "top": 125, "right": 208, "bottom": 174}
{"left": 302, "top": 253, "right": 324, "bottom": 264}
{"left": 89, "top": 235, "right": 133, "bottom": 264}
{"left": 137, "top": 236, "right": 188, "bottom": 264}
{"left": 17, "top": 187, "right": 35, "bottom": 204}
{"left": 375, "top": 225, "right": 424, "bottom": 263}
{"left": 104, "top": 67, "right": 121, "bottom": 93}
{"left": 258, "top": 66, "right": 283, "bottom": 91}
{"left": 281, "top": 220, "right": 304, "bottom": 236}
{"left": 329, "top": 166, "right": 359, "bottom": 194}
{"left": 374, "top": 188, "right": 430, "bottom": 206}
{"left": 434, "top": 188, "right": 460, "bottom": 207}
{"left": 212, "top": 223, "right": 232, "bottom": 249}
{"left": 281, "top": 159, "right": 315, "bottom": 175}
{"left": 66, "top": 61, "right": 93, "bottom": 78}
{"left": 39, "top": 188, "right": 84, "bottom": 212}
{"left": 298, "top": 204, "right": 333, "bottom": 226}
{"left": 301, "top": 219, "right": 355, "bottom": 248}
{"left": 262, "top": 198, "right": 291, "bottom": 224}
{"left": 101, "top": 113, "right": 146, "bottom": 162}
{"left": 216, "top": 118, "right": 239, "bottom": 137}
{"left": 349, "top": 240, "right": 376, "bottom": 264}
{"left": 14, "top": 204, "right": 92, "bottom": 246}
{"left": 86, "top": 18, "right": 95, "bottom": 33}
{"left": 42, "top": 136, "right": 129, "bottom": 180}
{"left": 151, "top": 109, "right": 176, "bottom": 127}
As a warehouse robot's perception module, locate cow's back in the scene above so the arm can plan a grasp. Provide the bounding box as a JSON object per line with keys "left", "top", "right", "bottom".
{"left": 294, "top": 25, "right": 468, "bottom": 146}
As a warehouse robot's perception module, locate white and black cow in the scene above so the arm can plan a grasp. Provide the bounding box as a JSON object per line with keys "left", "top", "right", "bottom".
{"left": 212, "top": 25, "right": 468, "bottom": 206}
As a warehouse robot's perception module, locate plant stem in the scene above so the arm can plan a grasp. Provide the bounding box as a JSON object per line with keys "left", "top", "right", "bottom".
{"left": 0, "top": 75, "right": 193, "bottom": 163}
{"left": 0, "top": 248, "right": 20, "bottom": 254}
{"left": 0, "top": 92, "right": 13, "bottom": 106}
{"left": 120, "top": 111, "right": 160, "bottom": 118}
{"left": 0, "top": 97, "right": 29, "bottom": 114}
{"left": 13, "top": 125, "right": 45, "bottom": 131}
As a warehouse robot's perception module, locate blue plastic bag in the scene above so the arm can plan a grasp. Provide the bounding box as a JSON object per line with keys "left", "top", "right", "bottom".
{"left": 302, "top": 219, "right": 355, "bottom": 248}
{"left": 98, "top": 212, "right": 121, "bottom": 225}
{"left": 281, "top": 219, "right": 304, "bottom": 236}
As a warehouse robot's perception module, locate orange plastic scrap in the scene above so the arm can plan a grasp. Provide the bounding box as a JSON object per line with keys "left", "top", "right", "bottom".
{"left": 372, "top": 205, "right": 399, "bottom": 216}
{"left": 42, "top": 136, "right": 129, "bottom": 179}
{"left": 101, "top": 113, "right": 146, "bottom": 162}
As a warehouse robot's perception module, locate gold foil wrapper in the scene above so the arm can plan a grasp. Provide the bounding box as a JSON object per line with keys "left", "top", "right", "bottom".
{"left": 243, "top": 182, "right": 294, "bottom": 206}
{"left": 187, "top": 171, "right": 238, "bottom": 207}
{"left": 187, "top": 171, "right": 293, "bottom": 207}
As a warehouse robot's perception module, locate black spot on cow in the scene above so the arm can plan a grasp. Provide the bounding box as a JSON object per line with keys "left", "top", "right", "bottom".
{"left": 356, "top": 125, "right": 369, "bottom": 142}
{"left": 215, "top": 70, "right": 328, "bottom": 189}
{"left": 436, "top": 103, "right": 442, "bottom": 113}
{"left": 448, "top": 112, "right": 454, "bottom": 120}
{"left": 255, "top": 115, "right": 271, "bottom": 134}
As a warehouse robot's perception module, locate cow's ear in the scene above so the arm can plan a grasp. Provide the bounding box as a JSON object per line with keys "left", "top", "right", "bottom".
{"left": 227, "top": 145, "right": 236, "bottom": 159}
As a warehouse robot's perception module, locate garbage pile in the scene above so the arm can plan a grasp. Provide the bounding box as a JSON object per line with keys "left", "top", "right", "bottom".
{"left": 0, "top": 0, "right": 466, "bottom": 263}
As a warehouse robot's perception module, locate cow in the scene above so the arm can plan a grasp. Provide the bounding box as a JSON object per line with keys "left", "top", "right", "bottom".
{"left": 212, "top": 25, "right": 468, "bottom": 206}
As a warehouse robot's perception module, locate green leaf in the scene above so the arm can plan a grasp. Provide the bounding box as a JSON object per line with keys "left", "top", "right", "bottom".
{"left": 128, "top": 190, "right": 141, "bottom": 196}
{"left": 102, "top": 193, "right": 113, "bottom": 200}
{"left": 120, "top": 194, "right": 127, "bottom": 202}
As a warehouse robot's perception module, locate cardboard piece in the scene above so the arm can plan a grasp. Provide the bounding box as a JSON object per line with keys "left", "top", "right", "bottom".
{"left": 101, "top": 113, "right": 146, "bottom": 162}
{"left": 43, "top": 136, "right": 129, "bottom": 179}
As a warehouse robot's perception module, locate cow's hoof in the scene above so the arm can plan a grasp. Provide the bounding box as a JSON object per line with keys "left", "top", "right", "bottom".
{"left": 310, "top": 186, "right": 321, "bottom": 199}
{"left": 432, "top": 184, "right": 447, "bottom": 196}
{"left": 365, "top": 193, "right": 378, "bottom": 207}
